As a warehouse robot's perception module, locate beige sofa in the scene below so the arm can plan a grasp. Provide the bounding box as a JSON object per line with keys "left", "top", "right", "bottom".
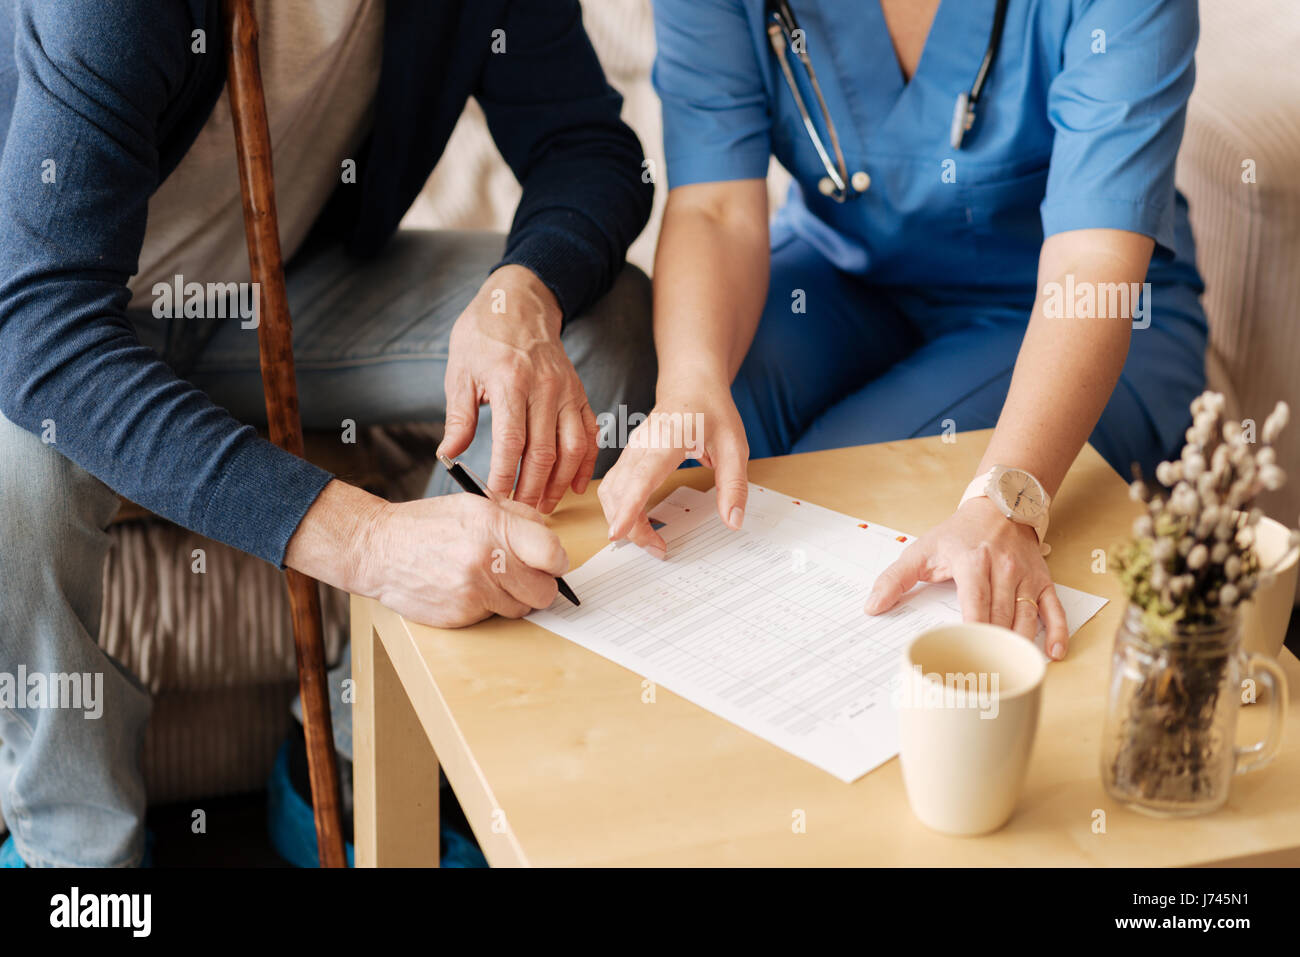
{"left": 1175, "top": 2, "right": 1300, "bottom": 527}
{"left": 4, "top": 0, "right": 1294, "bottom": 832}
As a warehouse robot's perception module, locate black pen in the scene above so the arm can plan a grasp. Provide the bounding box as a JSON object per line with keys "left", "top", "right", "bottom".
{"left": 438, "top": 454, "right": 580, "bottom": 606}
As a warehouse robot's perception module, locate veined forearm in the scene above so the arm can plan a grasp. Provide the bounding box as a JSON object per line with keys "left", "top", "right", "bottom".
{"left": 284, "top": 479, "right": 387, "bottom": 593}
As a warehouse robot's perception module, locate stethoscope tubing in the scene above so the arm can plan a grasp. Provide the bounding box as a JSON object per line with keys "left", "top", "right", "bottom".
{"left": 764, "top": 0, "right": 1010, "bottom": 200}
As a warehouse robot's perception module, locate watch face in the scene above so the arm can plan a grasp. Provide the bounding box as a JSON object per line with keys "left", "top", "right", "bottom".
{"left": 993, "top": 468, "right": 1046, "bottom": 522}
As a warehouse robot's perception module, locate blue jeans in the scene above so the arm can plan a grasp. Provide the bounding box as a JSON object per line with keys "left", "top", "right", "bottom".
{"left": 0, "top": 230, "right": 654, "bottom": 866}
{"left": 732, "top": 232, "right": 1206, "bottom": 479}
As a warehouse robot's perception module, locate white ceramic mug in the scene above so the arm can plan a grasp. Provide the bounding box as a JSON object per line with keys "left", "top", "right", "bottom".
{"left": 897, "top": 623, "right": 1047, "bottom": 836}
{"left": 1240, "top": 515, "right": 1299, "bottom": 660}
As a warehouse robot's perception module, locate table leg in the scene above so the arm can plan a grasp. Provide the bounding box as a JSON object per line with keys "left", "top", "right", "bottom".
{"left": 352, "top": 596, "right": 441, "bottom": 867}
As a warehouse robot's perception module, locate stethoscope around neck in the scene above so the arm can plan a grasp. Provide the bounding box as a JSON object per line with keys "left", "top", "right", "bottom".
{"left": 765, "top": 0, "right": 1010, "bottom": 202}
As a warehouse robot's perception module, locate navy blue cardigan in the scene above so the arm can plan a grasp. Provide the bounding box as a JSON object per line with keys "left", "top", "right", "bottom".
{"left": 0, "top": 0, "right": 653, "bottom": 565}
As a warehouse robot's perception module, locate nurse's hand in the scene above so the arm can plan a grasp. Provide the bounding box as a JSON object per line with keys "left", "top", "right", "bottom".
{"left": 597, "top": 383, "right": 749, "bottom": 558}
{"left": 863, "top": 497, "right": 1071, "bottom": 660}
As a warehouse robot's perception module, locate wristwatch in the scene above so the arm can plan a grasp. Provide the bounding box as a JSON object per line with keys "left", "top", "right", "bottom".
{"left": 959, "top": 465, "right": 1052, "bottom": 556}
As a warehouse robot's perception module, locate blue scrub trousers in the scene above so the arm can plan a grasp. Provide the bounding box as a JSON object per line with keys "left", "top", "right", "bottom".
{"left": 732, "top": 232, "right": 1207, "bottom": 479}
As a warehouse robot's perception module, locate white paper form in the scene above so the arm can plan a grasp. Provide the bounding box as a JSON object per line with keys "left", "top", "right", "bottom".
{"left": 529, "top": 483, "right": 1107, "bottom": 782}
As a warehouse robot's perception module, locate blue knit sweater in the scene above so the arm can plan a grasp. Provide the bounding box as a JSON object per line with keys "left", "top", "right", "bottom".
{"left": 0, "top": 0, "right": 652, "bottom": 565}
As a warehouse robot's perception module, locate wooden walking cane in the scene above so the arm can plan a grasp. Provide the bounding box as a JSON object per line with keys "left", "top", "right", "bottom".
{"left": 222, "top": 0, "right": 347, "bottom": 868}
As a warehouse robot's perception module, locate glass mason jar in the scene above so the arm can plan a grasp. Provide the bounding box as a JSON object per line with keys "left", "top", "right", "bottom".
{"left": 1101, "top": 604, "right": 1289, "bottom": 817}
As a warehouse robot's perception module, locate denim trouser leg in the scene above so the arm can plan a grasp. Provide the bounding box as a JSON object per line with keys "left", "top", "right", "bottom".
{"left": 184, "top": 230, "right": 656, "bottom": 499}
{"left": 0, "top": 411, "right": 152, "bottom": 867}
{"left": 1, "top": 229, "right": 653, "bottom": 864}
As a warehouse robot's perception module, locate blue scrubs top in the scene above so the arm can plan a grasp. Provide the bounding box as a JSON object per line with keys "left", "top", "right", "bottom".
{"left": 652, "top": 0, "right": 1202, "bottom": 296}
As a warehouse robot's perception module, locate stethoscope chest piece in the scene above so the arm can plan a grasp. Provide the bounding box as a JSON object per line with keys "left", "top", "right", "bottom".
{"left": 818, "top": 170, "right": 871, "bottom": 198}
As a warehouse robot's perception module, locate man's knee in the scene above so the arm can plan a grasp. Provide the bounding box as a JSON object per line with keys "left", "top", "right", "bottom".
{"left": 564, "top": 264, "right": 656, "bottom": 402}
{"left": 561, "top": 265, "right": 655, "bottom": 477}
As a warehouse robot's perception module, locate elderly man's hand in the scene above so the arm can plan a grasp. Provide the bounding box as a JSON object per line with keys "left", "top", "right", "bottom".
{"left": 357, "top": 494, "right": 568, "bottom": 627}
{"left": 437, "top": 265, "right": 599, "bottom": 514}
{"left": 286, "top": 480, "right": 568, "bottom": 628}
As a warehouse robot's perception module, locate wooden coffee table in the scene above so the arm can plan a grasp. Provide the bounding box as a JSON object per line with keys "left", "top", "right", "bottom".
{"left": 350, "top": 431, "right": 1300, "bottom": 866}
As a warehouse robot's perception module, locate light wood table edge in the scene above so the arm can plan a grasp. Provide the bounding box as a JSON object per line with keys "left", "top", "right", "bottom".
{"left": 352, "top": 596, "right": 441, "bottom": 867}
{"left": 1191, "top": 845, "right": 1300, "bottom": 867}
{"left": 353, "top": 594, "right": 531, "bottom": 867}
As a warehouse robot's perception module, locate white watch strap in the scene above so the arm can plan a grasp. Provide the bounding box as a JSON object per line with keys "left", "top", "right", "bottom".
{"left": 959, "top": 467, "right": 1051, "bottom": 555}
{"left": 958, "top": 469, "right": 995, "bottom": 511}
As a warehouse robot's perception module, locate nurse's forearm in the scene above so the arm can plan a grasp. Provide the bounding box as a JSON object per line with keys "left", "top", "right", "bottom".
{"left": 651, "top": 181, "right": 771, "bottom": 394}
{"left": 977, "top": 228, "right": 1156, "bottom": 497}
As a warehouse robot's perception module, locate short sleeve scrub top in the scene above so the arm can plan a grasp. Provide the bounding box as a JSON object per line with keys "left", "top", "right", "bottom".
{"left": 652, "top": 0, "right": 1207, "bottom": 476}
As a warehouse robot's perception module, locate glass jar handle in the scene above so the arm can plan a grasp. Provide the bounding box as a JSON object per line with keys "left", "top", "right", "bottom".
{"left": 1234, "top": 651, "right": 1289, "bottom": 775}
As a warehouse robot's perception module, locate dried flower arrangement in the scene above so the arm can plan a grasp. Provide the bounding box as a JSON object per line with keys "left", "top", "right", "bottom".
{"left": 1116, "top": 392, "right": 1298, "bottom": 639}
{"left": 1105, "top": 390, "right": 1299, "bottom": 811}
